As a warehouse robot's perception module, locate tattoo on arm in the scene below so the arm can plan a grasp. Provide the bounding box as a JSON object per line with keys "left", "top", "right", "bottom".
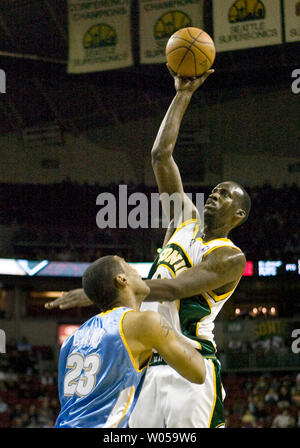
{"left": 183, "top": 345, "right": 195, "bottom": 361}
{"left": 159, "top": 316, "right": 173, "bottom": 337}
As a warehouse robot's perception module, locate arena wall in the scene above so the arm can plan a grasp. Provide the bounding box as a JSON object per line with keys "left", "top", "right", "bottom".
{"left": 0, "top": 87, "right": 298, "bottom": 187}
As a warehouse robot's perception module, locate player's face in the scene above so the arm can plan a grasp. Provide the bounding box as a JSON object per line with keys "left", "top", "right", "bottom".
{"left": 204, "top": 182, "right": 242, "bottom": 224}
{"left": 117, "top": 257, "right": 150, "bottom": 297}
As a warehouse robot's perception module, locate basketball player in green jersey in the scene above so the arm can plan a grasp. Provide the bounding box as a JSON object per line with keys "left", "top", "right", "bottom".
{"left": 129, "top": 69, "right": 250, "bottom": 428}
{"left": 46, "top": 68, "right": 251, "bottom": 427}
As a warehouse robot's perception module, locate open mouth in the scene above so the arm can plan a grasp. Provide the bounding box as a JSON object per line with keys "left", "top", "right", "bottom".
{"left": 205, "top": 198, "right": 217, "bottom": 207}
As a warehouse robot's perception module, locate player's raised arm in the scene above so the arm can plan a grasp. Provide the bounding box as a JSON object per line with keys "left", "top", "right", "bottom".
{"left": 151, "top": 67, "right": 214, "bottom": 224}
{"left": 123, "top": 310, "right": 206, "bottom": 384}
{"left": 144, "top": 246, "right": 246, "bottom": 302}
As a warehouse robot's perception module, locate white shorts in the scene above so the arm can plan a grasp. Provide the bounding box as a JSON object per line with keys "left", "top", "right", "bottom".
{"left": 129, "top": 359, "right": 226, "bottom": 428}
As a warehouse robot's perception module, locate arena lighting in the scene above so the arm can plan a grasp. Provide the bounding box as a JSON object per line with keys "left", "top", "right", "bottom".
{"left": 31, "top": 291, "right": 63, "bottom": 299}
{"left": 252, "top": 307, "right": 258, "bottom": 314}
{"left": 286, "top": 263, "right": 297, "bottom": 272}
{"left": 258, "top": 260, "right": 283, "bottom": 276}
{"left": 0, "top": 258, "right": 298, "bottom": 278}
{"left": 0, "top": 258, "right": 152, "bottom": 279}
{"left": 270, "top": 307, "right": 277, "bottom": 315}
{"left": 262, "top": 307, "right": 267, "bottom": 314}
{"left": 58, "top": 324, "right": 81, "bottom": 345}
{"left": 243, "top": 261, "right": 253, "bottom": 276}
{"left": 235, "top": 308, "right": 241, "bottom": 315}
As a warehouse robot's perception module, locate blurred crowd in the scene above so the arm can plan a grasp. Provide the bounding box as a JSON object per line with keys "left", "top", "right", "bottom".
{"left": 223, "top": 372, "right": 300, "bottom": 428}
{"left": 0, "top": 180, "right": 299, "bottom": 262}
{"left": 0, "top": 338, "right": 58, "bottom": 428}
{"left": 1, "top": 337, "right": 300, "bottom": 428}
{"left": 220, "top": 335, "right": 300, "bottom": 370}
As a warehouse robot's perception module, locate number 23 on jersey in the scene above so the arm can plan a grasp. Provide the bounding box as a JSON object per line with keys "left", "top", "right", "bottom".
{"left": 64, "top": 353, "right": 101, "bottom": 397}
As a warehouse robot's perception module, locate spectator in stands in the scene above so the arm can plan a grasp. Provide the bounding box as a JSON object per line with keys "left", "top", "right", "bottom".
{"left": 241, "top": 409, "right": 256, "bottom": 428}
{"left": 0, "top": 396, "right": 8, "bottom": 413}
{"left": 252, "top": 399, "right": 269, "bottom": 423}
{"left": 296, "top": 409, "right": 300, "bottom": 428}
{"left": 11, "top": 403, "right": 23, "bottom": 421}
{"left": 272, "top": 409, "right": 295, "bottom": 428}
{"left": 4, "top": 368, "right": 18, "bottom": 390}
{"left": 277, "top": 386, "right": 291, "bottom": 409}
{"left": 231, "top": 397, "right": 245, "bottom": 416}
{"left": 247, "top": 393, "right": 258, "bottom": 414}
{"left": 12, "top": 417, "right": 24, "bottom": 428}
{"left": 255, "top": 375, "right": 269, "bottom": 393}
{"left": 50, "top": 397, "right": 59, "bottom": 414}
{"left": 19, "top": 374, "right": 33, "bottom": 398}
{"left": 27, "top": 403, "right": 39, "bottom": 425}
{"left": 25, "top": 418, "right": 39, "bottom": 428}
{"left": 270, "top": 375, "right": 281, "bottom": 392}
{"left": 37, "top": 407, "right": 54, "bottom": 427}
{"left": 17, "top": 336, "right": 31, "bottom": 352}
{"left": 41, "top": 370, "right": 54, "bottom": 387}
{"left": 291, "top": 383, "right": 300, "bottom": 407}
{"left": 264, "top": 387, "right": 279, "bottom": 406}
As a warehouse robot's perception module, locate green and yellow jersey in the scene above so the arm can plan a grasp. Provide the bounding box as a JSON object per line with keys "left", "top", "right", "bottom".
{"left": 141, "top": 219, "right": 242, "bottom": 364}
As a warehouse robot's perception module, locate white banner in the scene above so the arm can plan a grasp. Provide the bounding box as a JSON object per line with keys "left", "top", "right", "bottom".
{"left": 284, "top": 0, "right": 300, "bottom": 42}
{"left": 67, "top": 0, "right": 133, "bottom": 73}
{"left": 139, "top": 0, "right": 204, "bottom": 65}
{"left": 213, "top": 0, "right": 282, "bottom": 52}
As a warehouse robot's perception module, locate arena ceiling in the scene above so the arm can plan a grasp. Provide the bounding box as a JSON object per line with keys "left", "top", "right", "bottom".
{"left": 0, "top": 0, "right": 299, "bottom": 135}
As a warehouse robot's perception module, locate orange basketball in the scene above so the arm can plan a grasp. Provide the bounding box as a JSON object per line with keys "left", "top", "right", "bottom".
{"left": 165, "top": 27, "right": 216, "bottom": 77}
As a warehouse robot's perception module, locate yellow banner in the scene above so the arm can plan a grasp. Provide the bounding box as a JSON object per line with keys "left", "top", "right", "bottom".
{"left": 284, "top": 0, "right": 300, "bottom": 42}
{"left": 67, "top": 0, "right": 133, "bottom": 73}
{"left": 213, "top": 0, "right": 282, "bottom": 52}
{"left": 139, "top": 0, "right": 204, "bottom": 64}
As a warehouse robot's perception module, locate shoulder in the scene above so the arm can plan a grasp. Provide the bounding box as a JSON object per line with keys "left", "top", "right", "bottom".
{"left": 122, "top": 310, "right": 170, "bottom": 343}
{"left": 204, "top": 245, "right": 246, "bottom": 273}
{"left": 122, "top": 309, "right": 161, "bottom": 331}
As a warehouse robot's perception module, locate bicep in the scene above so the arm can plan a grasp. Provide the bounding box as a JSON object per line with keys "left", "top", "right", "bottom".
{"left": 148, "top": 314, "right": 206, "bottom": 383}
{"left": 140, "top": 313, "right": 189, "bottom": 363}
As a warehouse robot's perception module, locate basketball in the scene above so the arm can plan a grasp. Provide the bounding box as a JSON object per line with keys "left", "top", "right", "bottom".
{"left": 165, "top": 27, "right": 216, "bottom": 78}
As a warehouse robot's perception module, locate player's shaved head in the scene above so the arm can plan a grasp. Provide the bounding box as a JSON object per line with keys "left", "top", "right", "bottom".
{"left": 229, "top": 181, "right": 251, "bottom": 226}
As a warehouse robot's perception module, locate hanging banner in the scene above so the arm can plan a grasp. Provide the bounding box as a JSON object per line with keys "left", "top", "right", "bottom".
{"left": 212, "top": 0, "right": 282, "bottom": 52}
{"left": 284, "top": 0, "right": 300, "bottom": 42}
{"left": 139, "top": 0, "right": 204, "bottom": 65}
{"left": 67, "top": 0, "right": 133, "bottom": 73}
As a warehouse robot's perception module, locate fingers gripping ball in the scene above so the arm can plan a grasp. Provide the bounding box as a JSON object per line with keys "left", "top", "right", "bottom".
{"left": 165, "top": 27, "right": 216, "bottom": 77}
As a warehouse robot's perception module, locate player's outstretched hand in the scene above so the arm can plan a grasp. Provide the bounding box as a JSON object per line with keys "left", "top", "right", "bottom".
{"left": 166, "top": 64, "right": 214, "bottom": 94}
{"left": 45, "top": 288, "right": 93, "bottom": 310}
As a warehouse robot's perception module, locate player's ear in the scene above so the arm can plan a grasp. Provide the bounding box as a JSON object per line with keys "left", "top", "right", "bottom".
{"left": 114, "top": 274, "right": 128, "bottom": 289}
{"left": 235, "top": 208, "right": 246, "bottom": 221}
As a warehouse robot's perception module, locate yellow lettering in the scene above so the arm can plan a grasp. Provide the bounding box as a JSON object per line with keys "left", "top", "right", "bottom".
{"left": 174, "top": 260, "right": 186, "bottom": 272}
{"left": 164, "top": 250, "right": 182, "bottom": 266}
{"left": 158, "top": 248, "right": 173, "bottom": 262}
{"left": 176, "top": 266, "right": 188, "bottom": 275}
